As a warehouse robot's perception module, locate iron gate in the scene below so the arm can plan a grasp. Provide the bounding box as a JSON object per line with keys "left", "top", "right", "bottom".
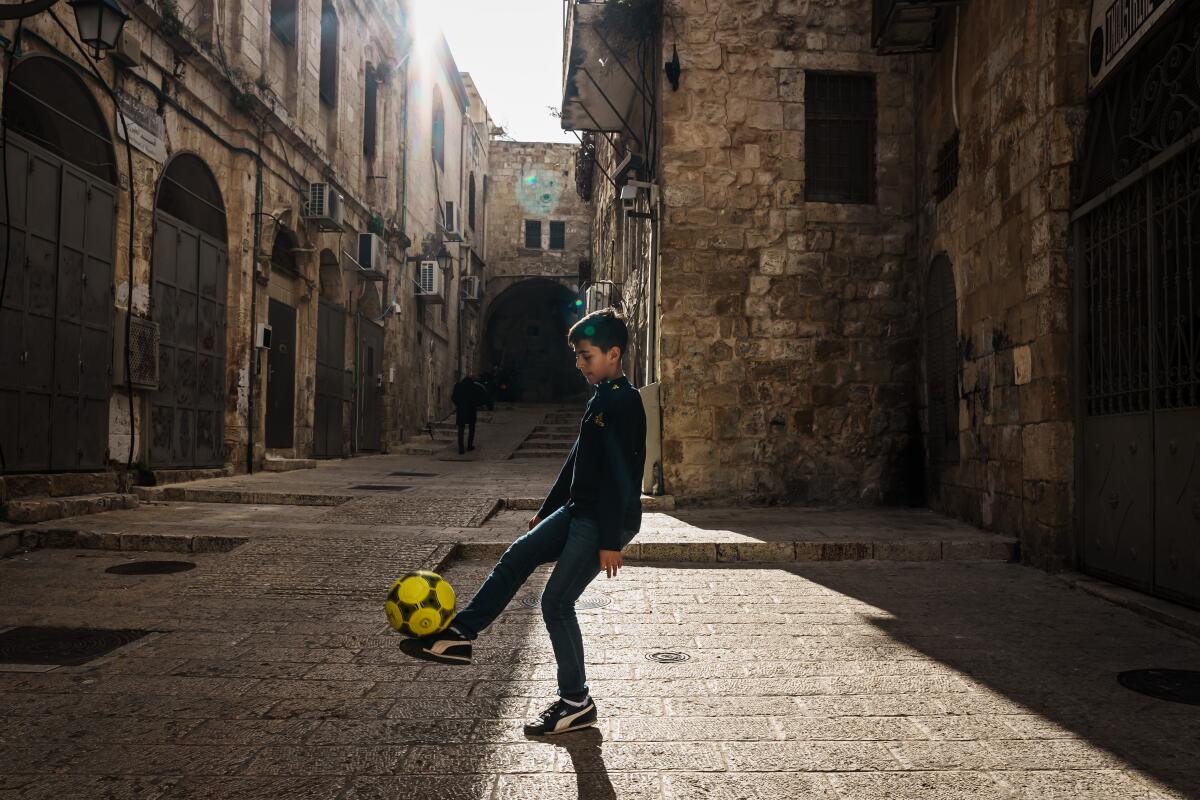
{"left": 149, "top": 212, "right": 227, "bottom": 468}
{"left": 266, "top": 299, "right": 296, "bottom": 450}
{"left": 0, "top": 135, "right": 116, "bottom": 472}
{"left": 313, "top": 301, "right": 345, "bottom": 458}
{"left": 1075, "top": 5, "right": 1200, "bottom": 608}
{"left": 357, "top": 318, "right": 382, "bottom": 452}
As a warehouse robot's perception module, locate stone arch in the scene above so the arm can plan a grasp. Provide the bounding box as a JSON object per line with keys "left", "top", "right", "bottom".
{"left": 318, "top": 248, "right": 342, "bottom": 303}
{"left": 4, "top": 54, "right": 116, "bottom": 183}
{"left": 925, "top": 254, "right": 960, "bottom": 464}
{"left": 271, "top": 226, "right": 300, "bottom": 276}
{"left": 358, "top": 282, "right": 382, "bottom": 319}
{"left": 482, "top": 278, "right": 586, "bottom": 402}
{"left": 155, "top": 152, "right": 227, "bottom": 240}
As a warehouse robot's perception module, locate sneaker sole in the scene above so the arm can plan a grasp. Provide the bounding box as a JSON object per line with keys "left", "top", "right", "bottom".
{"left": 537, "top": 719, "right": 596, "bottom": 736}
{"left": 398, "top": 639, "right": 471, "bottom": 666}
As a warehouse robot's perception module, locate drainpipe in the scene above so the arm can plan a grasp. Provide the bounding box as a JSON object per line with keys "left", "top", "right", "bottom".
{"left": 247, "top": 124, "right": 264, "bottom": 475}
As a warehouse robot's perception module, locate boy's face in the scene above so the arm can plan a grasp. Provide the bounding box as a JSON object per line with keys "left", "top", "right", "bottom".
{"left": 573, "top": 340, "right": 622, "bottom": 385}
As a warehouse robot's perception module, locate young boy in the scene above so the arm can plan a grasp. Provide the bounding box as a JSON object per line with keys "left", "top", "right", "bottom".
{"left": 400, "top": 308, "right": 647, "bottom": 735}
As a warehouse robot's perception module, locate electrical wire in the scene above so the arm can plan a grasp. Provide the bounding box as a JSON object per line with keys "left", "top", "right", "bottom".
{"left": 0, "top": 18, "right": 24, "bottom": 471}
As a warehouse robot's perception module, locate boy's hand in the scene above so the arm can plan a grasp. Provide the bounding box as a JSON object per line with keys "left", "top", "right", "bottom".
{"left": 528, "top": 515, "right": 542, "bottom": 531}
{"left": 599, "top": 549, "right": 623, "bottom": 578}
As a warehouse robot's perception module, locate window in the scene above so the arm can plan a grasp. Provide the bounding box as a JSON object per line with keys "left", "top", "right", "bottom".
{"left": 468, "top": 174, "right": 476, "bottom": 231}
{"left": 363, "top": 65, "right": 378, "bottom": 158}
{"left": 270, "top": 0, "right": 296, "bottom": 45}
{"left": 432, "top": 91, "right": 445, "bottom": 169}
{"left": 319, "top": 3, "right": 338, "bottom": 106}
{"left": 445, "top": 201, "right": 455, "bottom": 232}
{"left": 549, "top": 221, "right": 565, "bottom": 250}
{"left": 524, "top": 220, "right": 541, "bottom": 249}
{"left": 805, "top": 72, "right": 875, "bottom": 204}
{"left": 925, "top": 255, "right": 960, "bottom": 463}
{"left": 935, "top": 130, "right": 959, "bottom": 203}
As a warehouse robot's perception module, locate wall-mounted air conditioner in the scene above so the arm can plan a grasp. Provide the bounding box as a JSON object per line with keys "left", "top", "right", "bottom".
{"left": 460, "top": 275, "right": 482, "bottom": 302}
{"left": 112, "top": 310, "right": 160, "bottom": 390}
{"left": 302, "top": 182, "right": 344, "bottom": 231}
{"left": 415, "top": 260, "right": 445, "bottom": 303}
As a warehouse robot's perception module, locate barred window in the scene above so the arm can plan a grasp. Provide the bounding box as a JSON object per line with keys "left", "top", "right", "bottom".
{"left": 524, "top": 220, "right": 541, "bottom": 249}
{"left": 549, "top": 221, "right": 565, "bottom": 250}
{"left": 805, "top": 72, "right": 876, "bottom": 204}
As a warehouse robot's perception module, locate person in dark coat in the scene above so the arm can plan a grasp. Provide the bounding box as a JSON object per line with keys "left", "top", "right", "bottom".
{"left": 452, "top": 375, "right": 483, "bottom": 454}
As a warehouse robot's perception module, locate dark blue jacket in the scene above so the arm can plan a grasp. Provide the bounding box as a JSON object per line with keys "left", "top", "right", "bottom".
{"left": 538, "top": 376, "right": 647, "bottom": 551}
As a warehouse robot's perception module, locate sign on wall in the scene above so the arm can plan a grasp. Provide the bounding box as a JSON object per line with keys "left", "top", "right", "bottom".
{"left": 1089, "top": 0, "right": 1183, "bottom": 93}
{"left": 116, "top": 90, "right": 167, "bottom": 163}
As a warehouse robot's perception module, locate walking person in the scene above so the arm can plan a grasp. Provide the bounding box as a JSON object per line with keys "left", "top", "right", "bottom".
{"left": 451, "top": 374, "right": 481, "bottom": 455}
{"left": 401, "top": 308, "right": 646, "bottom": 735}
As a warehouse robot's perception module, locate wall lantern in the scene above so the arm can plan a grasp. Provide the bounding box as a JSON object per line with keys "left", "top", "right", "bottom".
{"left": 68, "top": 0, "right": 130, "bottom": 58}
{"left": 435, "top": 245, "right": 452, "bottom": 272}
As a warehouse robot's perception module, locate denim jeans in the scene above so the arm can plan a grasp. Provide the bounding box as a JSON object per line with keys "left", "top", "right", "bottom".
{"left": 451, "top": 506, "right": 636, "bottom": 699}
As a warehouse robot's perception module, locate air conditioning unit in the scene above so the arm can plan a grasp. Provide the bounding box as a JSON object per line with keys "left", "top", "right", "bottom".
{"left": 461, "top": 275, "right": 482, "bottom": 302}
{"left": 358, "top": 233, "right": 387, "bottom": 273}
{"left": 302, "top": 182, "right": 344, "bottom": 231}
{"left": 112, "top": 310, "right": 160, "bottom": 390}
{"left": 415, "top": 260, "right": 445, "bottom": 303}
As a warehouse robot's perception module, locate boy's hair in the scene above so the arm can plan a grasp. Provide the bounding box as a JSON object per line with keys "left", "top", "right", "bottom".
{"left": 568, "top": 307, "right": 629, "bottom": 357}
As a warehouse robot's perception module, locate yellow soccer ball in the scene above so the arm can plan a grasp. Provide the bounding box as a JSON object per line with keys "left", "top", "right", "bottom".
{"left": 385, "top": 571, "right": 456, "bottom": 637}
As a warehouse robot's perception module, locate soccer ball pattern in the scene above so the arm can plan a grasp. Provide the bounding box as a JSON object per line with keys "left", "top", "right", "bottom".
{"left": 385, "top": 571, "right": 456, "bottom": 637}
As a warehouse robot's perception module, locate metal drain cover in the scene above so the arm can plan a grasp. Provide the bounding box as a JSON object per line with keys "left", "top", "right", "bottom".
{"left": 0, "top": 626, "right": 151, "bottom": 666}
{"left": 1118, "top": 669, "right": 1200, "bottom": 705}
{"left": 518, "top": 592, "right": 612, "bottom": 610}
{"left": 349, "top": 484, "right": 413, "bottom": 491}
{"left": 105, "top": 560, "right": 196, "bottom": 575}
{"left": 388, "top": 471, "right": 438, "bottom": 477}
{"left": 646, "top": 651, "right": 690, "bottom": 663}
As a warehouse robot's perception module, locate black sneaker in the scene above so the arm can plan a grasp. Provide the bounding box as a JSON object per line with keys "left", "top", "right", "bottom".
{"left": 398, "top": 626, "right": 472, "bottom": 665}
{"left": 524, "top": 697, "right": 597, "bottom": 736}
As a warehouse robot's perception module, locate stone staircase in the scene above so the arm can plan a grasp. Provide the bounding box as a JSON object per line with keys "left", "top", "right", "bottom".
{"left": 0, "top": 472, "right": 138, "bottom": 524}
{"left": 510, "top": 411, "right": 578, "bottom": 460}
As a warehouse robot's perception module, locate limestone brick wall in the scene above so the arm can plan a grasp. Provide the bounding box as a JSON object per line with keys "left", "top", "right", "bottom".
{"left": 656, "top": 0, "right": 919, "bottom": 503}
{"left": 912, "top": 0, "right": 1090, "bottom": 568}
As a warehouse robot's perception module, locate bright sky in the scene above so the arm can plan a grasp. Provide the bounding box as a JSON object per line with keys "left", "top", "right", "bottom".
{"left": 417, "top": 0, "right": 576, "bottom": 144}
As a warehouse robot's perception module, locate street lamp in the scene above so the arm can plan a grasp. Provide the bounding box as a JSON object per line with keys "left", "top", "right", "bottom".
{"left": 68, "top": 0, "right": 129, "bottom": 58}
{"left": 435, "top": 245, "right": 452, "bottom": 272}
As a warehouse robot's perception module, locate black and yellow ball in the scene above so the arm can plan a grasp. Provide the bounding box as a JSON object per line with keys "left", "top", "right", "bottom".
{"left": 385, "top": 570, "right": 456, "bottom": 637}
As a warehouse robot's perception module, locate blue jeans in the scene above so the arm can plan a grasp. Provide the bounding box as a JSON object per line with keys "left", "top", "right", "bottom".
{"left": 451, "top": 506, "right": 636, "bottom": 699}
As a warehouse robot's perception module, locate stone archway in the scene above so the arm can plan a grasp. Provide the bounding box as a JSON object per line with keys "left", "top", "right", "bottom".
{"left": 482, "top": 279, "right": 585, "bottom": 402}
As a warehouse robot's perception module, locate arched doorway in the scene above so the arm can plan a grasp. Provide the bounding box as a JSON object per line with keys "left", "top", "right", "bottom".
{"left": 483, "top": 279, "right": 585, "bottom": 402}
{"left": 150, "top": 153, "right": 229, "bottom": 468}
{"left": 266, "top": 227, "right": 299, "bottom": 450}
{"left": 0, "top": 55, "right": 118, "bottom": 472}
{"left": 313, "top": 250, "right": 345, "bottom": 457}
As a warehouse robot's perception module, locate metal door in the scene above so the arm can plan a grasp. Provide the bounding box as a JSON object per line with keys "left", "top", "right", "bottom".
{"left": 266, "top": 299, "right": 296, "bottom": 449}
{"left": 313, "top": 300, "right": 345, "bottom": 458}
{"left": 0, "top": 135, "right": 115, "bottom": 473}
{"left": 149, "top": 212, "right": 227, "bottom": 468}
{"left": 357, "top": 318, "right": 383, "bottom": 451}
{"left": 1075, "top": 16, "right": 1200, "bottom": 607}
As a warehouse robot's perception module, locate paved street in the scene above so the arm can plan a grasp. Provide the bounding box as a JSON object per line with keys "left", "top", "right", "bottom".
{"left": 1, "top": 407, "right": 1198, "bottom": 799}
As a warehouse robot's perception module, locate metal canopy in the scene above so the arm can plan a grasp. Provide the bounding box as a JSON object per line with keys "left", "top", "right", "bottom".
{"left": 560, "top": 0, "right": 643, "bottom": 137}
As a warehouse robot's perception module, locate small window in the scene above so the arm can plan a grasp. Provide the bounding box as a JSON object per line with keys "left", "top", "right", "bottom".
{"left": 363, "top": 65, "right": 378, "bottom": 158}
{"left": 432, "top": 91, "right": 445, "bottom": 169}
{"left": 935, "top": 130, "right": 959, "bottom": 203}
{"left": 549, "top": 221, "right": 565, "bottom": 250}
{"left": 319, "top": 4, "right": 338, "bottom": 106}
{"left": 270, "top": 0, "right": 296, "bottom": 45}
{"left": 445, "top": 201, "right": 455, "bottom": 232}
{"left": 805, "top": 72, "right": 875, "bottom": 204}
{"left": 524, "top": 220, "right": 541, "bottom": 249}
{"left": 468, "top": 174, "right": 476, "bottom": 231}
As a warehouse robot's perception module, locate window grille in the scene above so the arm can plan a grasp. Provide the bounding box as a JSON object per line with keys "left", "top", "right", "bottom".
{"left": 805, "top": 72, "right": 876, "bottom": 204}
{"left": 549, "top": 221, "right": 566, "bottom": 250}
{"left": 935, "top": 130, "right": 959, "bottom": 202}
{"left": 524, "top": 220, "right": 541, "bottom": 249}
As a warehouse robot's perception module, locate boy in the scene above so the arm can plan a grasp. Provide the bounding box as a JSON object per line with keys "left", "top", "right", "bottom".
{"left": 401, "top": 308, "right": 647, "bottom": 735}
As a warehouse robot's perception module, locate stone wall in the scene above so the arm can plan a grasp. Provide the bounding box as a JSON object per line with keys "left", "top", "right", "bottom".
{"left": 911, "top": 0, "right": 1090, "bottom": 568}
{"left": 655, "top": 0, "right": 920, "bottom": 504}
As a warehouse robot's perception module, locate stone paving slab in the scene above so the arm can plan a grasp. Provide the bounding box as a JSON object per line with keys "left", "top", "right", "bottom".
{"left": 2, "top": 540, "right": 1199, "bottom": 799}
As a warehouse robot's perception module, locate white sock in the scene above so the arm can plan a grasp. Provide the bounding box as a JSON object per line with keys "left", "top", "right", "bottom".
{"left": 561, "top": 695, "right": 590, "bottom": 708}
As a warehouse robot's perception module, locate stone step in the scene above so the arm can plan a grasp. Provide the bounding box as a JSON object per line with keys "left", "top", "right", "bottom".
{"left": 1, "top": 527, "right": 247, "bottom": 555}
{"left": 532, "top": 426, "right": 576, "bottom": 434}
{"left": 517, "top": 442, "right": 574, "bottom": 451}
{"left": 401, "top": 443, "right": 442, "bottom": 455}
{"left": 526, "top": 433, "right": 576, "bottom": 441}
{"left": 262, "top": 457, "right": 318, "bottom": 473}
{"left": 509, "top": 452, "right": 567, "bottom": 459}
{"left": 502, "top": 495, "right": 676, "bottom": 512}
{"left": 0, "top": 472, "right": 118, "bottom": 501}
{"left": 148, "top": 467, "right": 231, "bottom": 486}
{"left": 135, "top": 487, "right": 350, "bottom": 506}
{"left": 455, "top": 535, "right": 1017, "bottom": 564}
{"left": 1, "top": 493, "right": 138, "bottom": 524}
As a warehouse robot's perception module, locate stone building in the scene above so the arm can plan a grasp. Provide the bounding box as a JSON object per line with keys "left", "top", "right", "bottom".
{"left": 0, "top": 0, "right": 493, "bottom": 500}
{"left": 563, "top": 0, "right": 1200, "bottom": 609}
{"left": 480, "top": 140, "right": 591, "bottom": 403}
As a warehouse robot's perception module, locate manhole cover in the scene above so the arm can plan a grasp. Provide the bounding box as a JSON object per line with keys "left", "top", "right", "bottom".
{"left": 1118, "top": 669, "right": 1200, "bottom": 705}
{"left": 646, "top": 651, "right": 690, "bottom": 663}
{"left": 518, "top": 592, "right": 612, "bottom": 610}
{"left": 105, "top": 560, "right": 196, "bottom": 575}
{"left": 0, "top": 626, "right": 151, "bottom": 666}
{"left": 388, "top": 471, "right": 438, "bottom": 477}
{"left": 349, "top": 484, "right": 413, "bottom": 491}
